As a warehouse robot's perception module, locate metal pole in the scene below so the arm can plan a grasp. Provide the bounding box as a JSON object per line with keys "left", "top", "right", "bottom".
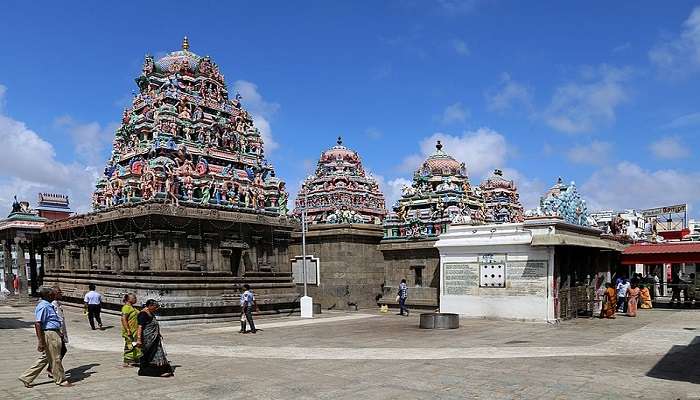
{"left": 302, "top": 189, "right": 308, "bottom": 297}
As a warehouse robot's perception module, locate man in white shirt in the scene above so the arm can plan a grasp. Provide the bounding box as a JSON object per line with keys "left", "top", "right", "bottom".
{"left": 239, "top": 284, "right": 258, "bottom": 334}
{"left": 83, "top": 283, "right": 103, "bottom": 330}
{"left": 616, "top": 278, "right": 630, "bottom": 313}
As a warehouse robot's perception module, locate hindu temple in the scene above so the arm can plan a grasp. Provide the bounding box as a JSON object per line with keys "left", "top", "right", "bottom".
{"left": 479, "top": 169, "right": 524, "bottom": 224}
{"left": 293, "top": 137, "right": 386, "bottom": 224}
{"left": 40, "top": 38, "right": 298, "bottom": 320}
{"left": 383, "top": 141, "right": 484, "bottom": 240}
{"left": 288, "top": 137, "right": 387, "bottom": 309}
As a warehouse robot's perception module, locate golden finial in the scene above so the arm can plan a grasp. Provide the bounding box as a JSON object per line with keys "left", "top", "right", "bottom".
{"left": 182, "top": 36, "right": 190, "bottom": 51}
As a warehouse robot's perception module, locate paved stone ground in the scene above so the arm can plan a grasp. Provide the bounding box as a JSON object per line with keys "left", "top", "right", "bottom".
{"left": 1, "top": 302, "right": 699, "bottom": 400}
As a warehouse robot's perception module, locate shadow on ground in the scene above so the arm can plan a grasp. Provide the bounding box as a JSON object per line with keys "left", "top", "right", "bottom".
{"left": 0, "top": 317, "right": 33, "bottom": 329}
{"left": 647, "top": 336, "right": 700, "bottom": 384}
{"left": 67, "top": 363, "right": 100, "bottom": 383}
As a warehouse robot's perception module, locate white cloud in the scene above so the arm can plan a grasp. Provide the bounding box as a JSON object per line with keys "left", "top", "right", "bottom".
{"left": 485, "top": 73, "right": 533, "bottom": 113}
{"left": 55, "top": 116, "right": 116, "bottom": 166}
{"left": 566, "top": 141, "right": 613, "bottom": 166}
{"left": 662, "top": 112, "right": 700, "bottom": 129}
{"left": 649, "top": 136, "right": 691, "bottom": 159}
{"left": 649, "top": 6, "right": 700, "bottom": 79}
{"left": 0, "top": 87, "right": 98, "bottom": 213}
{"left": 582, "top": 162, "right": 700, "bottom": 212}
{"left": 398, "top": 127, "right": 509, "bottom": 179}
{"left": 544, "top": 65, "right": 630, "bottom": 134}
{"left": 365, "top": 127, "right": 383, "bottom": 140}
{"left": 233, "top": 80, "right": 280, "bottom": 153}
{"left": 450, "top": 39, "right": 470, "bottom": 56}
{"left": 440, "top": 102, "right": 469, "bottom": 125}
{"left": 501, "top": 168, "right": 545, "bottom": 210}
{"left": 374, "top": 175, "right": 411, "bottom": 210}
{"left": 436, "top": 0, "right": 478, "bottom": 15}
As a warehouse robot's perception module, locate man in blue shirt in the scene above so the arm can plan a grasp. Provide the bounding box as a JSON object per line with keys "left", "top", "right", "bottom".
{"left": 18, "top": 287, "right": 72, "bottom": 387}
{"left": 398, "top": 279, "right": 409, "bottom": 316}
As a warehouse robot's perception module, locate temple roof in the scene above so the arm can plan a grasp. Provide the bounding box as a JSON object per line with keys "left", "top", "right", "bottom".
{"left": 420, "top": 141, "right": 464, "bottom": 177}
{"left": 154, "top": 37, "right": 202, "bottom": 72}
{"left": 295, "top": 137, "right": 386, "bottom": 224}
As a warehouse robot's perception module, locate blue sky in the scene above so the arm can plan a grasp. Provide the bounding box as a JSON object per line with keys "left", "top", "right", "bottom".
{"left": 0, "top": 1, "right": 699, "bottom": 218}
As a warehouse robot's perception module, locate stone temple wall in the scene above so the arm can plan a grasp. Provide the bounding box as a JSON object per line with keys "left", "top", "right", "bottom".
{"left": 379, "top": 240, "right": 441, "bottom": 309}
{"left": 289, "top": 224, "right": 385, "bottom": 310}
{"left": 40, "top": 203, "right": 299, "bottom": 321}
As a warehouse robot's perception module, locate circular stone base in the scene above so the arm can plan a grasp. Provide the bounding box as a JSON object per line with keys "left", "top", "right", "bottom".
{"left": 419, "top": 313, "right": 459, "bottom": 329}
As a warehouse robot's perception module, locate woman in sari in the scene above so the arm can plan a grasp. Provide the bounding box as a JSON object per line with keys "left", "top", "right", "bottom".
{"left": 121, "top": 293, "right": 141, "bottom": 367}
{"left": 600, "top": 283, "right": 617, "bottom": 319}
{"left": 627, "top": 281, "right": 641, "bottom": 317}
{"left": 640, "top": 285, "right": 653, "bottom": 309}
{"left": 136, "top": 299, "right": 173, "bottom": 377}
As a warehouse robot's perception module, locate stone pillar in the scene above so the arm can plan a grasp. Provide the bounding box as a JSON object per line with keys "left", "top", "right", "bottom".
{"left": 173, "top": 238, "right": 181, "bottom": 270}
{"left": 3, "top": 240, "right": 12, "bottom": 293}
{"left": 128, "top": 242, "right": 139, "bottom": 272}
{"left": 15, "top": 239, "right": 27, "bottom": 297}
{"left": 29, "top": 245, "right": 38, "bottom": 296}
{"left": 159, "top": 238, "right": 166, "bottom": 271}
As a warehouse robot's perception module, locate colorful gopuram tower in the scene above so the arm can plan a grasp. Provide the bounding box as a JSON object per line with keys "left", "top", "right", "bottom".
{"left": 93, "top": 37, "right": 287, "bottom": 214}
{"left": 479, "top": 169, "right": 524, "bottom": 224}
{"left": 383, "top": 141, "right": 484, "bottom": 239}
{"left": 40, "top": 39, "right": 298, "bottom": 320}
{"left": 294, "top": 137, "right": 386, "bottom": 224}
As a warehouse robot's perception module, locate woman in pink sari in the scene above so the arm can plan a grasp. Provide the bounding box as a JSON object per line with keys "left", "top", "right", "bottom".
{"left": 626, "top": 281, "right": 641, "bottom": 317}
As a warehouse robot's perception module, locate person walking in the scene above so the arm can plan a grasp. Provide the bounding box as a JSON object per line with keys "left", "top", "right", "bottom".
{"left": 670, "top": 272, "right": 682, "bottom": 307}
{"left": 18, "top": 287, "right": 73, "bottom": 387}
{"left": 626, "top": 280, "right": 641, "bottom": 317}
{"left": 13, "top": 273, "right": 19, "bottom": 295}
{"left": 616, "top": 278, "right": 630, "bottom": 313}
{"left": 600, "top": 283, "right": 617, "bottom": 319}
{"left": 83, "top": 283, "right": 103, "bottom": 330}
{"left": 239, "top": 284, "right": 258, "bottom": 334}
{"left": 136, "top": 299, "right": 173, "bottom": 377}
{"left": 121, "top": 293, "right": 141, "bottom": 367}
{"left": 397, "top": 279, "right": 409, "bottom": 316}
{"left": 640, "top": 285, "right": 653, "bottom": 309}
{"left": 48, "top": 287, "right": 68, "bottom": 379}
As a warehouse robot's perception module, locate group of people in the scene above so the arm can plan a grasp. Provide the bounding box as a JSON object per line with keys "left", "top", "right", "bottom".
{"left": 600, "top": 276, "right": 654, "bottom": 319}
{"left": 18, "top": 285, "right": 176, "bottom": 388}
{"left": 18, "top": 282, "right": 263, "bottom": 388}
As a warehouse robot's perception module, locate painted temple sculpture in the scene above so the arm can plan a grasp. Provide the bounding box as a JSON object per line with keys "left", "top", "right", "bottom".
{"left": 524, "top": 177, "right": 592, "bottom": 226}
{"left": 384, "top": 141, "right": 524, "bottom": 239}
{"left": 93, "top": 37, "right": 288, "bottom": 216}
{"left": 294, "top": 137, "right": 387, "bottom": 224}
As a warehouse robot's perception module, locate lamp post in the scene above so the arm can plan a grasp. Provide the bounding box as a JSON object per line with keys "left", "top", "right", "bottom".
{"left": 300, "top": 188, "right": 313, "bottom": 318}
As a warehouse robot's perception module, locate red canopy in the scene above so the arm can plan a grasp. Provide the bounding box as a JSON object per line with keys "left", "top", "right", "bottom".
{"left": 621, "top": 242, "right": 700, "bottom": 264}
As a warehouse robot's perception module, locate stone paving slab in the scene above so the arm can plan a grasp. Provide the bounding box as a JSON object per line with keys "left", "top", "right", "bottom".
{"left": 1, "top": 303, "right": 699, "bottom": 399}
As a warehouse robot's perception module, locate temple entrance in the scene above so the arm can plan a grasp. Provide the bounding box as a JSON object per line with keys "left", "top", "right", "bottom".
{"left": 230, "top": 248, "right": 242, "bottom": 276}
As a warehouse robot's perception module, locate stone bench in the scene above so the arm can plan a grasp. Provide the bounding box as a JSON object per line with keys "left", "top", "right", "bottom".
{"left": 419, "top": 313, "right": 459, "bottom": 329}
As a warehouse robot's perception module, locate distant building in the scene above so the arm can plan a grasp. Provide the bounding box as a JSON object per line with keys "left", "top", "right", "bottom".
{"left": 35, "top": 193, "right": 72, "bottom": 221}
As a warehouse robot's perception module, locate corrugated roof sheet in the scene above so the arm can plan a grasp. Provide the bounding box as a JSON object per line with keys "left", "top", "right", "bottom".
{"left": 623, "top": 242, "right": 700, "bottom": 255}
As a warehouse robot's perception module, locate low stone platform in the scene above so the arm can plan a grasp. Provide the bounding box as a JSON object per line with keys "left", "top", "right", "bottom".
{"left": 2, "top": 303, "right": 699, "bottom": 399}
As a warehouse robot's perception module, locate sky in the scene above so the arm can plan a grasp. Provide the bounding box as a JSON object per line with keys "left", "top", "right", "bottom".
{"left": 0, "top": 1, "right": 699, "bottom": 219}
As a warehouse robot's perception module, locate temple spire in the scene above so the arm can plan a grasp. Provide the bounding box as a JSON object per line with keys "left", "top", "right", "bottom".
{"left": 182, "top": 36, "right": 190, "bottom": 51}
{"left": 337, "top": 136, "right": 343, "bottom": 146}
{"left": 436, "top": 140, "right": 443, "bottom": 151}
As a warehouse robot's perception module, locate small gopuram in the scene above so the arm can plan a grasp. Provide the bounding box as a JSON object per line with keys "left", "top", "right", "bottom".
{"left": 293, "top": 136, "right": 386, "bottom": 224}
{"left": 41, "top": 38, "right": 297, "bottom": 320}
{"left": 480, "top": 169, "right": 524, "bottom": 224}
{"left": 289, "top": 137, "right": 387, "bottom": 309}
{"left": 383, "top": 141, "right": 484, "bottom": 240}
{"left": 437, "top": 177, "right": 626, "bottom": 321}
{"left": 380, "top": 141, "right": 485, "bottom": 309}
